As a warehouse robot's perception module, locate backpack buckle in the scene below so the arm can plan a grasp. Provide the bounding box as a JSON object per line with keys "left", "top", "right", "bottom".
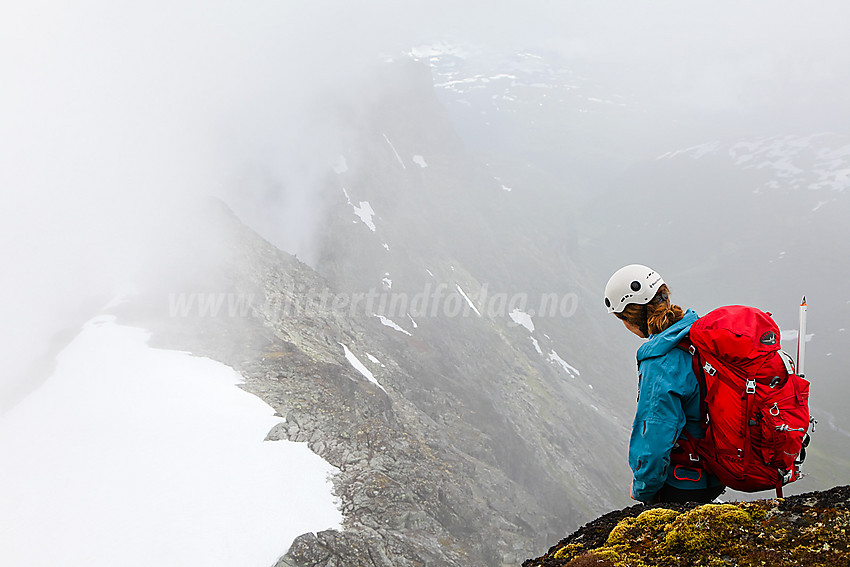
{"left": 689, "top": 454, "right": 700, "bottom": 462}
{"left": 746, "top": 379, "right": 756, "bottom": 394}
{"left": 703, "top": 362, "right": 717, "bottom": 376}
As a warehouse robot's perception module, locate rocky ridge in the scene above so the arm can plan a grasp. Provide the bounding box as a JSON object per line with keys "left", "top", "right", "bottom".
{"left": 117, "top": 197, "right": 626, "bottom": 567}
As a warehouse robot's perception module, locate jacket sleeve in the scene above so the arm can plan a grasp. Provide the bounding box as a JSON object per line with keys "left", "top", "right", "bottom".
{"left": 628, "top": 354, "right": 689, "bottom": 502}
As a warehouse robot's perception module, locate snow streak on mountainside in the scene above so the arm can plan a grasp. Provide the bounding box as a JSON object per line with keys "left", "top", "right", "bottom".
{"left": 0, "top": 316, "right": 340, "bottom": 567}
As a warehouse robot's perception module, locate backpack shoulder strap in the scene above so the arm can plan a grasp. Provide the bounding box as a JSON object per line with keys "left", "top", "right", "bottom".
{"left": 677, "top": 337, "right": 709, "bottom": 429}
{"left": 675, "top": 337, "right": 694, "bottom": 354}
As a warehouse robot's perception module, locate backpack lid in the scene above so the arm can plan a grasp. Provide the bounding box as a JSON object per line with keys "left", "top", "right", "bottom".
{"left": 689, "top": 305, "right": 781, "bottom": 368}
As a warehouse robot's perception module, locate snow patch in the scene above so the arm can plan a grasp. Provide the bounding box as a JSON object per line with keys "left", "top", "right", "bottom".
{"left": 383, "top": 133, "right": 406, "bottom": 169}
{"left": 407, "top": 42, "right": 476, "bottom": 61}
{"left": 494, "top": 176, "right": 513, "bottom": 192}
{"left": 548, "top": 349, "right": 580, "bottom": 377}
{"left": 374, "top": 315, "right": 412, "bottom": 336}
{"left": 366, "top": 353, "right": 386, "bottom": 367}
{"left": 382, "top": 274, "right": 393, "bottom": 289}
{"left": 509, "top": 309, "right": 534, "bottom": 332}
{"left": 456, "top": 284, "right": 481, "bottom": 316}
{"left": 352, "top": 201, "right": 376, "bottom": 231}
{"left": 729, "top": 135, "right": 850, "bottom": 195}
{"left": 530, "top": 337, "right": 543, "bottom": 355}
{"left": 342, "top": 187, "right": 377, "bottom": 232}
{"left": 412, "top": 155, "right": 428, "bottom": 168}
{"left": 340, "top": 343, "right": 387, "bottom": 392}
{"left": 656, "top": 141, "right": 719, "bottom": 160}
{"left": 0, "top": 316, "right": 341, "bottom": 567}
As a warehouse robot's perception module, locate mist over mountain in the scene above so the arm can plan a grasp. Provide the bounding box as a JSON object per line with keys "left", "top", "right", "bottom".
{"left": 2, "top": 2, "right": 850, "bottom": 566}
{"left": 412, "top": 41, "right": 850, "bottom": 488}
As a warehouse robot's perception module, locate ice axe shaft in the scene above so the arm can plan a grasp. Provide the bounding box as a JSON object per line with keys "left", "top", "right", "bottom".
{"left": 797, "top": 296, "right": 807, "bottom": 377}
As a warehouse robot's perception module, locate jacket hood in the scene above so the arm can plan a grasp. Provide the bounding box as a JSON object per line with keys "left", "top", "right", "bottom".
{"left": 636, "top": 309, "right": 699, "bottom": 361}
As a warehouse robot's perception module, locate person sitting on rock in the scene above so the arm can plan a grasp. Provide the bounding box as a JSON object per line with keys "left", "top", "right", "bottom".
{"left": 604, "top": 264, "right": 725, "bottom": 504}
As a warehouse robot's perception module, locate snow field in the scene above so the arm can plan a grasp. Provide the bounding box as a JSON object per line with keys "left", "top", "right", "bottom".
{"left": 0, "top": 315, "right": 341, "bottom": 567}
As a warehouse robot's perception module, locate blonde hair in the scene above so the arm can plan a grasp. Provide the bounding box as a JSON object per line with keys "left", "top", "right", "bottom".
{"left": 614, "top": 284, "right": 684, "bottom": 337}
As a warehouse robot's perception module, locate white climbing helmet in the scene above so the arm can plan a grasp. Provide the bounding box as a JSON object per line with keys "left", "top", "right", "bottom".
{"left": 604, "top": 264, "right": 665, "bottom": 314}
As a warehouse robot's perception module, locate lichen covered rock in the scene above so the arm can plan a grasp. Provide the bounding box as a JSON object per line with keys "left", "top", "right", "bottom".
{"left": 524, "top": 485, "right": 850, "bottom": 567}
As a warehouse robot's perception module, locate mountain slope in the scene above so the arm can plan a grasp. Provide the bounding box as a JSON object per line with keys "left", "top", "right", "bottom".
{"left": 116, "top": 191, "right": 629, "bottom": 566}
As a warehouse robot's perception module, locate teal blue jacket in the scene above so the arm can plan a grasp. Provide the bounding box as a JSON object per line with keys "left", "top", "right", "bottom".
{"left": 629, "top": 309, "right": 722, "bottom": 502}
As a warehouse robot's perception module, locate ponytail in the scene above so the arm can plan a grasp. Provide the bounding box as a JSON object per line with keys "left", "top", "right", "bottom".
{"left": 646, "top": 285, "right": 684, "bottom": 335}
{"left": 615, "top": 284, "right": 684, "bottom": 337}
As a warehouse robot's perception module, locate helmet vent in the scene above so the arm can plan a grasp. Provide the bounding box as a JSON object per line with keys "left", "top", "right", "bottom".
{"left": 630, "top": 281, "right": 642, "bottom": 292}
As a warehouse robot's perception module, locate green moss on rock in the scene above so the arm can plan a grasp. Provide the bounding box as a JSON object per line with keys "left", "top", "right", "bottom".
{"left": 664, "top": 503, "right": 754, "bottom": 552}
{"left": 552, "top": 543, "right": 584, "bottom": 560}
{"left": 523, "top": 486, "right": 850, "bottom": 567}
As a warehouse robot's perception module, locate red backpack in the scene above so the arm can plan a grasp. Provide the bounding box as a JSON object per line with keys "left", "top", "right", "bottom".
{"left": 675, "top": 305, "right": 812, "bottom": 497}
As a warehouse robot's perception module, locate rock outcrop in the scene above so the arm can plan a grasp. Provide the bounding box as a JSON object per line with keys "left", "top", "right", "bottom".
{"left": 523, "top": 485, "right": 850, "bottom": 567}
